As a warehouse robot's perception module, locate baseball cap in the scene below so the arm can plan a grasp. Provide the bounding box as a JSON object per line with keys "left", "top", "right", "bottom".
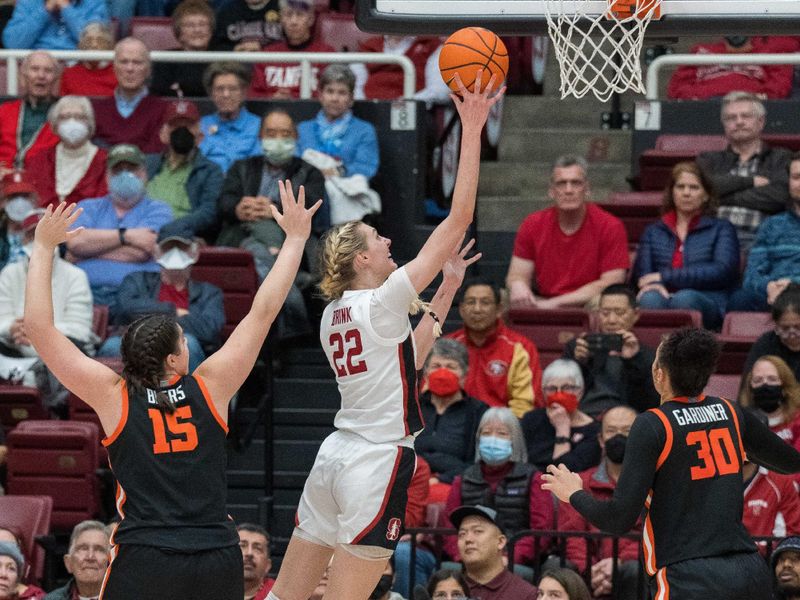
{"left": 449, "top": 504, "right": 504, "bottom": 534}
{"left": 107, "top": 144, "right": 146, "bottom": 169}
{"left": 0, "top": 541, "right": 24, "bottom": 575}
{"left": 773, "top": 536, "right": 800, "bottom": 568}
{"left": 163, "top": 99, "right": 201, "bottom": 125}
{"left": 1, "top": 170, "right": 37, "bottom": 198}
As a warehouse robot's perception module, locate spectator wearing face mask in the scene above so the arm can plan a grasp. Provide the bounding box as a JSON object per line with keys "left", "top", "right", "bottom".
{"left": 557, "top": 406, "right": 640, "bottom": 600}
{"left": 96, "top": 234, "right": 224, "bottom": 372}
{"left": 740, "top": 355, "right": 800, "bottom": 453}
{"left": 0, "top": 171, "right": 42, "bottom": 270}
{"left": 66, "top": 144, "right": 173, "bottom": 315}
{"left": 28, "top": 95, "right": 108, "bottom": 208}
{"left": 146, "top": 100, "right": 223, "bottom": 242}
{"left": 521, "top": 359, "right": 601, "bottom": 473}
{"left": 439, "top": 407, "right": 553, "bottom": 567}
{"left": 368, "top": 556, "right": 405, "bottom": 600}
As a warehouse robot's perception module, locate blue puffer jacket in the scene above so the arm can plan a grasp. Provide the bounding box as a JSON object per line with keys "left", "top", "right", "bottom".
{"left": 633, "top": 214, "right": 740, "bottom": 292}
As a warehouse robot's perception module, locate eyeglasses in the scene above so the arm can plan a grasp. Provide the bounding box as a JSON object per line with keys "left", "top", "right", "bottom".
{"left": 432, "top": 593, "right": 467, "bottom": 599}
{"left": 775, "top": 325, "right": 800, "bottom": 338}
{"left": 543, "top": 384, "right": 581, "bottom": 395}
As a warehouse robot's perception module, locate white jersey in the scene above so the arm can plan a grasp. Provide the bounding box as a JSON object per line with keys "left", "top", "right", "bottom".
{"left": 320, "top": 267, "right": 423, "bottom": 444}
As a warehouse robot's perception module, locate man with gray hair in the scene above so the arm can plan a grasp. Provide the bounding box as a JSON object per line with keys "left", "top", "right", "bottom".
{"left": 506, "top": 154, "right": 629, "bottom": 310}
{"left": 697, "top": 91, "right": 792, "bottom": 252}
{"left": 0, "top": 51, "right": 60, "bottom": 171}
{"left": 44, "top": 520, "right": 109, "bottom": 600}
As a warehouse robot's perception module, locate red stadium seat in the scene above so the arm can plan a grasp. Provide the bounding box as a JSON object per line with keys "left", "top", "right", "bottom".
{"left": 717, "top": 312, "right": 772, "bottom": 375}
{"left": 597, "top": 191, "right": 662, "bottom": 244}
{"left": 704, "top": 373, "right": 741, "bottom": 401}
{"left": 763, "top": 134, "right": 800, "bottom": 152}
{"left": 192, "top": 247, "right": 259, "bottom": 340}
{"left": 317, "top": 12, "right": 373, "bottom": 52}
{"left": 0, "top": 495, "right": 52, "bottom": 584}
{"left": 638, "top": 135, "right": 726, "bottom": 191}
{"left": 129, "top": 17, "right": 178, "bottom": 51}
{"left": 7, "top": 421, "right": 101, "bottom": 531}
{"left": 0, "top": 386, "right": 47, "bottom": 434}
{"left": 92, "top": 304, "right": 109, "bottom": 342}
{"left": 507, "top": 308, "right": 591, "bottom": 368}
{"left": 631, "top": 309, "right": 702, "bottom": 348}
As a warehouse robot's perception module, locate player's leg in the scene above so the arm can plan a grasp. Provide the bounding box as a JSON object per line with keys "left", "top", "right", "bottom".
{"left": 269, "top": 533, "right": 335, "bottom": 600}
{"left": 181, "top": 545, "right": 243, "bottom": 600}
{"left": 322, "top": 543, "right": 392, "bottom": 599}
{"left": 652, "top": 552, "right": 772, "bottom": 600}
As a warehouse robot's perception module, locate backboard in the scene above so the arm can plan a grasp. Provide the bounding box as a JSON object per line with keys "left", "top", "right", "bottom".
{"left": 356, "top": 0, "right": 800, "bottom": 36}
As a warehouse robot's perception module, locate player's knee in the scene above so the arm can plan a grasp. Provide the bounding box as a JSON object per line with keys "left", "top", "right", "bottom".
{"left": 339, "top": 543, "right": 394, "bottom": 560}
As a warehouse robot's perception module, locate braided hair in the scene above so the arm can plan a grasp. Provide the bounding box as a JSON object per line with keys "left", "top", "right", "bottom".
{"left": 318, "top": 221, "right": 441, "bottom": 337}
{"left": 120, "top": 314, "right": 181, "bottom": 414}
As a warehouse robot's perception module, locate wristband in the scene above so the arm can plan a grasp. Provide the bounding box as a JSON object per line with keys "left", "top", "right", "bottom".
{"left": 118, "top": 227, "right": 127, "bottom": 245}
{"left": 554, "top": 436, "right": 571, "bottom": 445}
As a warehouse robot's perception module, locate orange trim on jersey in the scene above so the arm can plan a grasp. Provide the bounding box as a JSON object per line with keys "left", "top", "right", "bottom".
{"left": 194, "top": 374, "right": 228, "bottom": 433}
{"left": 642, "top": 492, "right": 657, "bottom": 576}
{"left": 669, "top": 394, "right": 706, "bottom": 404}
{"left": 102, "top": 382, "right": 130, "bottom": 447}
{"left": 650, "top": 410, "right": 674, "bottom": 470}
{"left": 720, "top": 397, "right": 746, "bottom": 464}
{"left": 98, "top": 540, "right": 118, "bottom": 600}
{"left": 353, "top": 447, "right": 403, "bottom": 544}
{"left": 655, "top": 567, "right": 670, "bottom": 600}
{"left": 167, "top": 374, "right": 180, "bottom": 385}
{"left": 100, "top": 485, "right": 126, "bottom": 599}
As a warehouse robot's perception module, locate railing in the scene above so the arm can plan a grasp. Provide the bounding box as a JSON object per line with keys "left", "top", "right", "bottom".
{"left": 0, "top": 49, "right": 416, "bottom": 99}
{"left": 646, "top": 53, "right": 800, "bottom": 100}
{"left": 405, "top": 527, "right": 783, "bottom": 598}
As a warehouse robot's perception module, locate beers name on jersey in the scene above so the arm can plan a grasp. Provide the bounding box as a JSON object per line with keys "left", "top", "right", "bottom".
{"left": 146, "top": 385, "right": 187, "bottom": 405}
{"left": 672, "top": 403, "right": 729, "bottom": 427}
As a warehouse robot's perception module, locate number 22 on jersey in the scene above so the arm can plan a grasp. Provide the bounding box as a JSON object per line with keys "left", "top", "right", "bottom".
{"left": 686, "top": 428, "right": 739, "bottom": 480}
{"left": 330, "top": 329, "right": 368, "bottom": 377}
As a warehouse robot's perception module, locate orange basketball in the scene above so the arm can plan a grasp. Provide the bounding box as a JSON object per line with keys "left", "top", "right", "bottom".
{"left": 438, "top": 27, "right": 508, "bottom": 94}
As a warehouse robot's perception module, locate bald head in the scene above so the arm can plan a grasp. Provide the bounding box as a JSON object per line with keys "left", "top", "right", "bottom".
{"left": 21, "top": 51, "right": 58, "bottom": 101}
{"left": 114, "top": 37, "right": 151, "bottom": 94}
{"left": 601, "top": 406, "right": 636, "bottom": 440}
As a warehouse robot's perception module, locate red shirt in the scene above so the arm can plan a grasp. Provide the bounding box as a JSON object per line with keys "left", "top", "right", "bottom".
{"left": 251, "top": 577, "right": 276, "bottom": 600}
{"left": 249, "top": 38, "right": 334, "bottom": 98}
{"left": 465, "top": 569, "right": 538, "bottom": 600}
{"left": 60, "top": 63, "right": 117, "bottom": 97}
{"left": 158, "top": 283, "right": 190, "bottom": 310}
{"left": 512, "top": 204, "right": 629, "bottom": 298}
{"left": 743, "top": 467, "right": 800, "bottom": 555}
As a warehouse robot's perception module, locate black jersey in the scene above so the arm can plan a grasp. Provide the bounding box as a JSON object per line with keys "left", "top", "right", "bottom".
{"left": 571, "top": 394, "right": 800, "bottom": 584}
{"left": 103, "top": 375, "right": 238, "bottom": 551}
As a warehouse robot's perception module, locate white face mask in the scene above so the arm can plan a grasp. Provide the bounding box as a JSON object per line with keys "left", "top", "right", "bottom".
{"left": 156, "top": 247, "right": 196, "bottom": 270}
{"left": 4, "top": 196, "right": 34, "bottom": 222}
{"left": 57, "top": 118, "right": 90, "bottom": 146}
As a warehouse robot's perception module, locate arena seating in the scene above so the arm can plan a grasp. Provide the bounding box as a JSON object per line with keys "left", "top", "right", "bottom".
{"left": 91, "top": 304, "right": 109, "bottom": 342}
{"left": 129, "top": 17, "right": 178, "bottom": 51}
{"left": 717, "top": 311, "right": 772, "bottom": 374}
{"left": 597, "top": 191, "right": 662, "bottom": 245}
{"left": 629, "top": 309, "right": 703, "bottom": 348}
{"left": 507, "top": 308, "right": 591, "bottom": 367}
{"left": 0, "top": 386, "right": 47, "bottom": 435}
{"left": 704, "top": 373, "right": 741, "bottom": 400}
{"left": 0, "top": 495, "right": 52, "bottom": 583}
{"left": 6, "top": 421, "right": 101, "bottom": 531}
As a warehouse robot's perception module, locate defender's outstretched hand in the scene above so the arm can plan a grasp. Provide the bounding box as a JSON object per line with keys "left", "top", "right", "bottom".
{"left": 541, "top": 463, "right": 584, "bottom": 502}
{"left": 34, "top": 203, "right": 83, "bottom": 250}
{"left": 450, "top": 69, "right": 506, "bottom": 133}
{"left": 271, "top": 180, "right": 323, "bottom": 240}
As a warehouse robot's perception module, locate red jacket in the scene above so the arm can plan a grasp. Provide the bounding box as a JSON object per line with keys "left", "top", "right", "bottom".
{"left": 60, "top": 63, "right": 117, "bottom": 97}
{"left": 28, "top": 145, "right": 108, "bottom": 207}
{"left": 558, "top": 462, "right": 641, "bottom": 573}
{"left": 407, "top": 455, "right": 431, "bottom": 528}
{"left": 359, "top": 36, "right": 440, "bottom": 99}
{"left": 448, "top": 320, "right": 543, "bottom": 417}
{"left": 667, "top": 36, "right": 800, "bottom": 100}
{"left": 743, "top": 466, "right": 800, "bottom": 555}
{"left": 0, "top": 99, "right": 59, "bottom": 170}
{"left": 249, "top": 38, "right": 335, "bottom": 98}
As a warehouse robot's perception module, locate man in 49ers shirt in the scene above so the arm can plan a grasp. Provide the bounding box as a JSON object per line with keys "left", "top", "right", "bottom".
{"left": 448, "top": 277, "right": 542, "bottom": 417}
{"left": 249, "top": 0, "right": 334, "bottom": 99}
{"left": 544, "top": 327, "right": 800, "bottom": 600}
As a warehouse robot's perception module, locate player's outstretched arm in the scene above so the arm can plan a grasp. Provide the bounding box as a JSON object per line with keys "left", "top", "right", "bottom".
{"left": 413, "top": 238, "right": 480, "bottom": 369}
{"left": 742, "top": 408, "right": 800, "bottom": 474}
{"left": 405, "top": 71, "right": 504, "bottom": 295}
{"left": 24, "top": 204, "right": 120, "bottom": 414}
{"left": 196, "top": 181, "right": 322, "bottom": 412}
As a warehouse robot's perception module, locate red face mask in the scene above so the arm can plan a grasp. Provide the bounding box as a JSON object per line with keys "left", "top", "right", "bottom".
{"left": 546, "top": 391, "right": 579, "bottom": 414}
{"left": 427, "top": 367, "right": 461, "bottom": 397}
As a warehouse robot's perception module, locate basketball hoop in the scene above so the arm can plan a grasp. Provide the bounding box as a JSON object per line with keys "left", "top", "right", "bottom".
{"left": 545, "top": 0, "right": 662, "bottom": 101}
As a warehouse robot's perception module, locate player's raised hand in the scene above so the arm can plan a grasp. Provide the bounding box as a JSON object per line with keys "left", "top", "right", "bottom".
{"left": 541, "top": 463, "right": 584, "bottom": 502}
{"left": 34, "top": 203, "right": 82, "bottom": 250}
{"left": 272, "top": 180, "right": 322, "bottom": 241}
{"left": 442, "top": 237, "right": 481, "bottom": 287}
{"left": 451, "top": 69, "right": 506, "bottom": 133}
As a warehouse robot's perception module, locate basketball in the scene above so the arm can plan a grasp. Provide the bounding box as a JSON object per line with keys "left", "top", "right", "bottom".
{"left": 438, "top": 27, "right": 509, "bottom": 94}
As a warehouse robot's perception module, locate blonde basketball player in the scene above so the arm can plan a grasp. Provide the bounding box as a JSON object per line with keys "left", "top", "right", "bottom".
{"left": 268, "top": 71, "right": 504, "bottom": 600}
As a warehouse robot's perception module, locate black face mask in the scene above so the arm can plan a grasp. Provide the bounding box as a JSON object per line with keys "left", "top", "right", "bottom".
{"left": 169, "top": 126, "right": 195, "bottom": 155}
{"left": 604, "top": 433, "right": 628, "bottom": 464}
{"left": 725, "top": 36, "right": 749, "bottom": 48}
{"left": 370, "top": 575, "right": 394, "bottom": 599}
{"left": 752, "top": 384, "right": 784, "bottom": 414}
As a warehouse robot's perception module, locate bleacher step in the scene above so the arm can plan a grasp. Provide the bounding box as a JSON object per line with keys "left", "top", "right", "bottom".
{"left": 499, "top": 128, "right": 632, "bottom": 163}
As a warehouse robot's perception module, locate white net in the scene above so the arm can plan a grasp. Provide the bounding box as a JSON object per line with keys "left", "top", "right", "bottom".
{"left": 545, "top": 0, "right": 661, "bottom": 101}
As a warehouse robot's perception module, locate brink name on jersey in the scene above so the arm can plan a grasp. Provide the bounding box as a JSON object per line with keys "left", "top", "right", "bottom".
{"left": 331, "top": 307, "right": 353, "bottom": 326}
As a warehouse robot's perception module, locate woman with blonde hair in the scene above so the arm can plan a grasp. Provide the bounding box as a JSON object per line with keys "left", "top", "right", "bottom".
{"left": 740, "top": 355, "right": 800, "bottom": 450}
{"left": 269, "top": 72, "right": 504, "bottom": 600}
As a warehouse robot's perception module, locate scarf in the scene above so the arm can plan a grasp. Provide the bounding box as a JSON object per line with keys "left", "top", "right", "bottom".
{"left": 314, "top": 110, "right": 353, "bottom": 158}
